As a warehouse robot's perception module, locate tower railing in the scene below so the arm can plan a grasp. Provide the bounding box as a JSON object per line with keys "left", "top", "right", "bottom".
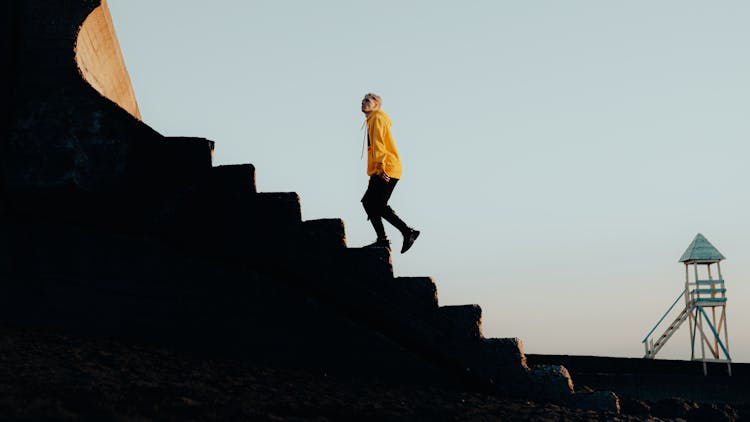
{"left": 642, "top": 289, "right": 686, "bottom": 357}
{"left": 688, "top": 279, "right": 726, "bottom": 306}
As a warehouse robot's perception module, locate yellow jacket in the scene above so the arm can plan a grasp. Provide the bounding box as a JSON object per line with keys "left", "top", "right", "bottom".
{"left": 366, "top": 110, "right": 403, "bottom": 179}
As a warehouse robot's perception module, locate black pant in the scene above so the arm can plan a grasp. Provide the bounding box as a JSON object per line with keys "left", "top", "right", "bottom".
{"left": 361, "top": 175, "right": 409, "bottom": 240}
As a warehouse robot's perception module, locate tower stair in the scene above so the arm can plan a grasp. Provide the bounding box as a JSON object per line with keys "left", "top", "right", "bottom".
{"left": 644, "top": 305, "right": 689, "bottom": 358}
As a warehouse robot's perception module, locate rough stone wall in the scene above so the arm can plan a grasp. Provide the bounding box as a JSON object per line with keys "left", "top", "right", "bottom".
{"left": 528, "top": 354, "right": 749, "bottom": 405}
{"left": 11, "top": 0, "right": 96, "bottom": 101}
{"left": 1, "top": 1, "right": 13, "bottom": 213}
{"left": 75, "top": 0, "right": 141, "bottom": 120}
{"left": 5, "top": 0, "right": 158, "bottom": 194}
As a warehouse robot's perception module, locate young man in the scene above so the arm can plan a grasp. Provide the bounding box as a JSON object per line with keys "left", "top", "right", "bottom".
{"left": 360, "top": 93, "right": 420, "bottom": 253}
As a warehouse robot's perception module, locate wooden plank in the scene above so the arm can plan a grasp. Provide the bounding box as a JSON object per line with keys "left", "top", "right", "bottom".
{"left": 696, "top": 279, "right": 724, "bottom": 285}
{"left": 693, "top": 288, "right": 727, "bottom": 294}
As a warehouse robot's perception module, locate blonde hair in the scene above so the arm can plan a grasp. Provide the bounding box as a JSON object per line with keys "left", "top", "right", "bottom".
{"left": 363, "top": 92, "right": 382, "bottom": 106}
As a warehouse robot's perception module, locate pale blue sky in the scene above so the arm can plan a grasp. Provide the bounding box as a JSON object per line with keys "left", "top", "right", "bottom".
{"left": 108, "top": 1, "right": 750, "bottom": 362}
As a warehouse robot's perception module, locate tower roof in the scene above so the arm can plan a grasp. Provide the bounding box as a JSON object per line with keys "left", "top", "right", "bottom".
{"left": 679, "top": 233, "right": 725, "bottom": 263}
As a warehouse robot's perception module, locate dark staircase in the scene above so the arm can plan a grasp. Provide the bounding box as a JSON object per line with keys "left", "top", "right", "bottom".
{"left": 0, "top": 0, "right": 620, "bottom": 412}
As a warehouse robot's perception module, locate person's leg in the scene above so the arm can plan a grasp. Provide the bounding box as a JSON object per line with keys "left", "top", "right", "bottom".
{"left": 368, "top": 213, "right": 387, "bottom": 240}
{"left": 361, "top": 175, "right": 390, "bottom": 246}
{"left": 379, "top": 178, "right": 420, "bottom": 253}
{"left": 381, "top": 205, "right": 409, "bottom": 233}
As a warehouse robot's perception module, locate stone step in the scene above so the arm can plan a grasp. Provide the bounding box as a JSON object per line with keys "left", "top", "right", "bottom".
{"left": 452, "top": 337, "right": 532, "bottom": 390}
{"left": 144, "top": 137, "right": 215, "bottom": 185}
{"left": 389, "top": 277, "right": 438, "bottom": 315}
{"left": 210, "top": 164, "right": 256, "bottom": 194}
{"left": 253, "top": 193, "right": 302, "bottom": 225}
{"left": 342, "top": 247, "right": 394, "bottom": 283}
{"left": 173, "top": 192, "right": 302, "bottom": 262}
{"left": 437, "top": 304, "right": 483, "bottom": 341}
{"left": 293, "top": 219, "right": 347, "bottom": 251}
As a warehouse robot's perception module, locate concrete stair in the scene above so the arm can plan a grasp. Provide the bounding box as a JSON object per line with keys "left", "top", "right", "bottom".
{"left": 2, "top": 132, "right": 576, "bottom": 400}
{"left": 0, "top": 0, "right": 613, "bottom": 409}
{"left": 149, "top": 154, "right": 576, "bottom": 399}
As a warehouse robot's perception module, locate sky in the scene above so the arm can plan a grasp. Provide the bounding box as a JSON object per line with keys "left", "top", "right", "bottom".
{"left": 107, "top": 0, "right": 750, "bottom": 362}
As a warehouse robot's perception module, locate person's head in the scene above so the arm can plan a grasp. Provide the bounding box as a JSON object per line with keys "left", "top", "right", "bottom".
{"left": 361, "top": 93, "right": 382, "bottom": 114}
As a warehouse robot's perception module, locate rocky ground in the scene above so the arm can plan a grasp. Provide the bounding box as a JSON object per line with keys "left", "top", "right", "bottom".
{"left": 0, "top": 324, "right": 744, "bottom": 421}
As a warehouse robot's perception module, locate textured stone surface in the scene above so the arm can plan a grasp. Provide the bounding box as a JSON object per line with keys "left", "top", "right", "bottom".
{"left": 527, "top": 364, "right": 575, "bottom": 401}
{"left": 437, "top": 304, "right": 483, "bottom": 340}
{"left": 0, "top": 324, "right": 654, "bottom": 421}
{"left": 620, "top": 398, "right": 651, "bottom": 415}
{"left": 572, "top": 390, "right": 621, "bottom": 414}
{"left": 528, "top": 354, "right": 750, "bottom": 405}
{"left": 687, "top": 404, "right": 735, "bottom": 422}
{"left": 650, "top": 397, "right": 695, "bottom": 419}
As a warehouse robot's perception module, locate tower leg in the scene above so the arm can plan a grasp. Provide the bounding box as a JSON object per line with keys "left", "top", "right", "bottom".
{"left": 723, "top": 306, "right": 731, "bottom": 376}
{"left": 690, "top": 307, "right": 698, "bottom": 360}
{"left": 698, "top": 307, "right": 707, "bottom": 375}
{"left": 712, "top": 307, "right": 719, "bottom": 358}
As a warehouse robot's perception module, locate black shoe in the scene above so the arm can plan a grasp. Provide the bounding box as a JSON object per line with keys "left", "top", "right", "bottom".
{"left": 365, "top": 238, "right": 391, "bottom": 250}
{"left": 401, "top": 229, "right": 420, "bottom": 254}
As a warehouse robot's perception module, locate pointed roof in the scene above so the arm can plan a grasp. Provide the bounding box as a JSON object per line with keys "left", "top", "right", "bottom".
{"left": 679, "top": 233, "right": 725, "bottom": 263}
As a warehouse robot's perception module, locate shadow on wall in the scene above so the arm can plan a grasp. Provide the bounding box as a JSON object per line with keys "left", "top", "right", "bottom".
{"left": 74, "top": 0, "right": 140, "bottom": 120}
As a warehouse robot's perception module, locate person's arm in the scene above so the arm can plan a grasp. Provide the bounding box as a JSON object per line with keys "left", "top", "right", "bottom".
{"left": 370, "top": 115, "right": 391, "bottom": 181}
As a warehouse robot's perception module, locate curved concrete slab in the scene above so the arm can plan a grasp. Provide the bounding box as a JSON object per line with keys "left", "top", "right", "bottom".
{"left": 4, "top": 0, "right": 163, "bottom": 193}
{"left": 75, "top": 0, "right": 141, "bottom": 120}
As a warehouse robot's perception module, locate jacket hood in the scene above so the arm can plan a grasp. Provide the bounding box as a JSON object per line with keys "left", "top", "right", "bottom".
{"left": 366, "top": 109, "right": 390, "bottom": 124}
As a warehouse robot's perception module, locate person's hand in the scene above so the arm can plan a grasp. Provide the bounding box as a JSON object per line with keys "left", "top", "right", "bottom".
{"left": 379, "top": 171, "right": 390, "bottom": 182}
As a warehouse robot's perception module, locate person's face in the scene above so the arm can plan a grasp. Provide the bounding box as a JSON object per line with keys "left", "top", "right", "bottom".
{"left": 361, "top": 97, "right": 379, "bottom": 114}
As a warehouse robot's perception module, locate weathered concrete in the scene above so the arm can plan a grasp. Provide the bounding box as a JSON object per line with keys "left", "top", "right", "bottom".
{"left": 75, "top": 0, "right": 140, "bottom": 119}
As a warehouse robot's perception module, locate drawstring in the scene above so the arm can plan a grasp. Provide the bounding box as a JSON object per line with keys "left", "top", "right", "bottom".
{"left": 360, "top": 119, "right": 368, "bottom": 159}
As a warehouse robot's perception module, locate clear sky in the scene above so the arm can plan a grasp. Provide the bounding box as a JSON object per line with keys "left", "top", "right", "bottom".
{"left": 108, "top": 0, "right": 750, "bottom": 362}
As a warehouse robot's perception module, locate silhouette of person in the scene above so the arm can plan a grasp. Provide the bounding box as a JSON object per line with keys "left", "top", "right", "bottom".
{"left": 360, "top": 93, "right": 420, "bottom": 253}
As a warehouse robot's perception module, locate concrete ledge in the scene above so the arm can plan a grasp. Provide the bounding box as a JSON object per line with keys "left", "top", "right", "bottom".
{"left": 437, "top": 305, "right": 482, "bottom": 341}
{"left": 528, "top": 354, "right": 750, "bottom": 405}
{"left": 342, "top": 248, "right": 394, "bottom": 283}
{"left": 392, "top": 277, "right": 438, "bottom": 314}
{"left": 211, "top": 164, "right": 256, "bottom": 194}
{"left": 146, "top": 137, "right": 214, "bottom": 186}
{"left": 294, "top": 219, "right": 347, "bottom": 251}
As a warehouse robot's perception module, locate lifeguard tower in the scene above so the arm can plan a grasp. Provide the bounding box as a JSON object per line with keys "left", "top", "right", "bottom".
{"left": 642, "top": 234, "right": 731, "bottom": 375}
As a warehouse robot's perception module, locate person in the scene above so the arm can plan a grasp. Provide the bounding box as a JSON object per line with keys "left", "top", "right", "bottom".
{"left": 360, "top": 93, "right": 420, "bottom": 253}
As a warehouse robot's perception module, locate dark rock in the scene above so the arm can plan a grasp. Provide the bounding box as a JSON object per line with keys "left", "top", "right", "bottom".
{"left": 620, "top": 398, "right": 651, "bottom": 415}
{"left": 651, "top": 397, "right": 696, "bottom": 419}
{"left": 437, "top": 304, "right": 482, "bottom": 341}
{"left": 570, "top": 390, "right": 620, "bottom": 414}
{"left": 575, "top": 384, "right": 594, "bottom": 393}
{"left": 527, "top": 365, "right": 574, "bottom": 401}
{"left": 687, "top": 404, "right": 735, "bottom": 422}
{"left": 479, "top": 337, "right": 528, "bottom": 373}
